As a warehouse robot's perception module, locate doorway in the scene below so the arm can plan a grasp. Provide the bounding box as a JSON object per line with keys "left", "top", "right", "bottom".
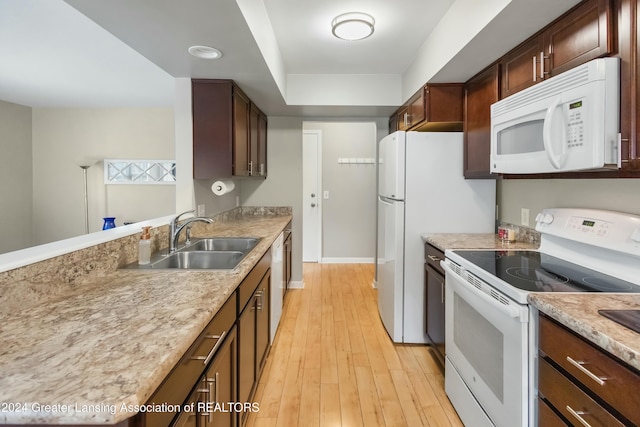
{"left": 302, "top": 130, "right": 322, "bottom": 262}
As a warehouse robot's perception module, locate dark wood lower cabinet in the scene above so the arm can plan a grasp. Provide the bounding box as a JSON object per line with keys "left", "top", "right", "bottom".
{"left": 202, "top": 327, "right": 237, "bottom": 427}
{"left": 238, "top": 267, "right": 271, "bottom": 427}
{"left": 424, "top": 243, "right": 445, "bottom": 369}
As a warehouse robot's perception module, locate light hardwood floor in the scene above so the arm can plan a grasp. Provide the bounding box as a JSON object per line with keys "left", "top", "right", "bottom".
{"left": 245, "top": 263, "right": 464, "bottom": 427}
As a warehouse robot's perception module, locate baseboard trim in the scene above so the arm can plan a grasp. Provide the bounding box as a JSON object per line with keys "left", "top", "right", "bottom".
{"left": 288, "top": 280, "right": 304, "bottom": 289}
{"left": 320, "top": 257, "right": 375, "bottom": 264}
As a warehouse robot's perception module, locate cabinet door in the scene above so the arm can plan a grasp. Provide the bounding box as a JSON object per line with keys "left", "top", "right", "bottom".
{"left": 463, "top": 64, "right": 500, "bottom": 179}
{"left": 284, "top": 232, "right": 292, "bottom": 290}
{"left": 238, "top": 295, "right": 256, "bottom": 407}
{"left": 202, "top": 327, "right": 237, "bottom": 427}
{"left": 396, "top": 106, "right": 410, "bottom": 131}
{"left": 407, "top": 88, "right": 426, "bottom": 129}
{"left": 425, "top": 264, "right": 445, "bottom": 366}
{"left": 255, "top": 272, "right": 271, "bottom": 373}
{"left": 171, "top": 387, "right": 199, "bottom": 427}
{"left": 500, "top": 36, "right": 546, "bottom": 98}
{"left": 192, "top": 80, "right": 233, "bottom": 179}
{"left": 233, "top": 89, "right": 251, "bottom": 177}
{"left": 249, "top": 103, "right": 260, "bottom": 176}
{"left": 544, "top": 0, "right": 613, "bottom": 76}
{"left": 257, "top": 112, "right": 268, "bottom": 177}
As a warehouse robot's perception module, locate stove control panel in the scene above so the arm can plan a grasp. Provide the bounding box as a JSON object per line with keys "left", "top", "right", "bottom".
{"left": 566, "top": 215, "right": 611, "bottom": 237}
{"left": 535, "top": 208, "right": 640, "bottom": 255}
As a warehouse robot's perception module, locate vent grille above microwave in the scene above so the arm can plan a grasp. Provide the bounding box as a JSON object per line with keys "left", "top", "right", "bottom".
{"left": 491, "top": 58, "right": 618, "bottom": 116}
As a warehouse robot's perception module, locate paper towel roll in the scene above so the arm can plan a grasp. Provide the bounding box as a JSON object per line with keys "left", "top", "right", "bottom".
{"left": 211, "top": 180, "right": 235, "bottom": 196}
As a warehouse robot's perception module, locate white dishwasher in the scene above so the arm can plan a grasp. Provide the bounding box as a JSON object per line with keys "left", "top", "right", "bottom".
{"left": 270, "top": 232, "right": 284, "bottom": 343}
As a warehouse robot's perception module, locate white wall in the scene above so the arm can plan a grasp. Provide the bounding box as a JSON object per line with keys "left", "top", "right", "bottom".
{"left": 31, "top": 108, "right": 175, "bottom": 245}
{"left": 0, "top": 100, "right": 33, "bottom": 253}
{"left": 499, "top": 178, "right": 640, "bottom": 225}
{"left": 240, "top": 117, "right": 304, "bottom": 281}
{"left": 303, "top": 120, "right": 386, "bottom": 261}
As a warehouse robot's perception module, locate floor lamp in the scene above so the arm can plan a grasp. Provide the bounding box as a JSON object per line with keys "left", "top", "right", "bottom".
{"left": 80, "top": 165, "right": 91, "bottom": 234}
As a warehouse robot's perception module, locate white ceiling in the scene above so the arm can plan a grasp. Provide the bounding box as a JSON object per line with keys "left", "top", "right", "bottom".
{"left": 0, "top": 0, "right": 582, "bottom": 116}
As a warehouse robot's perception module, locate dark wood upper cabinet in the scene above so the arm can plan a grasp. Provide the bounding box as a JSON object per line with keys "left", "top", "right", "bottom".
{"left": 617, "top": 0, "right": 640, "bottom": 171}
{"left": 389, "top": 84, "right": 464, "bottom": 132}
{"left": 464, "top": 65, "right": 500, "bottom": 179}
{"left": 192, "top": 79, "right": 267, "bottom": 180}
{"left": 544, "top": 0, "right": 613, "bottom": 76}
{"left": 234, "top": 88, "right": 251, "bottom": 177}
{"left": 501, "top": 0, "right": 613, "bottom": 99}
{"left": 500, "top": 36, "right": 546, "bottom": 98}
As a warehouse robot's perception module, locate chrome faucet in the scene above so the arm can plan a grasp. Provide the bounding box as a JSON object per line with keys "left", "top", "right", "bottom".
{"left": 168, "top": 210, "right": 214, "bottom": 253}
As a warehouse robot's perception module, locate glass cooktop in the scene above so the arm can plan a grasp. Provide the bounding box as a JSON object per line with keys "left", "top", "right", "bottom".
{"left": 452, "top": 250, "right": 640, "bottom": 293}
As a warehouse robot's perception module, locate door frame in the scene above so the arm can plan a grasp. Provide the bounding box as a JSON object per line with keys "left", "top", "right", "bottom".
{"left": 302, "top": 129, "right": 322, "bottom": 262}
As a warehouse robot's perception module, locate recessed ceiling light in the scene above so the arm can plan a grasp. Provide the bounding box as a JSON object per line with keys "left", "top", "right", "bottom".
{"left": 188, "top": 45, "right": 223, "bottom": 59}
{"left": 331, "top": 12, "right": 375, "bottom": 41}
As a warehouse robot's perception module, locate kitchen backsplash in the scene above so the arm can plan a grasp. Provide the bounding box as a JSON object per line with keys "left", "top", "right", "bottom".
{"left": 0, "top": 206, "right": 291, "bottom": 316}
{"left": 500, "top": 222, "right": 541, "bottom": 245}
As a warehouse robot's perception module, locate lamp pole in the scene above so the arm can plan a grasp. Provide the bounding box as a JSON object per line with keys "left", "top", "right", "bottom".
{"left": 80, "top": 165, "right": 91, "bottom": 234}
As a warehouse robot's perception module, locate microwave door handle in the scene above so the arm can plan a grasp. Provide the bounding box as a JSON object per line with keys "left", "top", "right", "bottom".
{"left": 543, "top": 96, "right": 568, "bottom": 169}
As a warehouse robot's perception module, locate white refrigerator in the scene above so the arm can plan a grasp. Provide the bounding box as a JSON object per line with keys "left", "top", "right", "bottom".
{"left": 377, "top": 131, "right": 496, "bottom": 344}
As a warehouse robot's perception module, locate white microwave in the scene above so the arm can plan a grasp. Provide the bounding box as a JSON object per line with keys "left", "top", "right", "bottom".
{"left": 490, "top": 58, "right": 620, "bottom": 174}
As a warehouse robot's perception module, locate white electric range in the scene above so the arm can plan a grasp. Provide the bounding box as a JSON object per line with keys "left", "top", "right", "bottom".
{"left": 442, "top": 208, "right": 640, "bottom": 427}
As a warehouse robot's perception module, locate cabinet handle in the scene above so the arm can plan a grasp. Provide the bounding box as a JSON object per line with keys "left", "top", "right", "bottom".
{"left": 566, "top": 356, "right": 607, "bottom": 386}
{"left": 427, "top": 255, "right": 441, "bottom": 262}
{"left": 441, "top": 282, "right": 445, "bottom": 304}
{"left": 539, "top": 51, "right": 548, "bottom": 79}
{"left": 532, "top": 55, "right": 537, "bottom": 82}
{"left": 256, "top": 289, "right": 264, "bottom": 311}
{"left": 403, "top": 112, "right": 409, "bottom": 127}
{"left": 205, "top": 372, "right": 219, "bottom": 423}
{"left": 191, "top": 331, "right": 227, "bottom": 365}
{"left": 260, "top": 163, "right": 265, "bottom": 176}
{"left": 566, "top": 405, "right": 593, "bottom": 427}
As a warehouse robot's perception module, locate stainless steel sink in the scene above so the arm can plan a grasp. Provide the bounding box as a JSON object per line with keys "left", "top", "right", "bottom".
{"left": 182, "top": 237, "right": 259, "bottom": 253}
{"left": 150, "top": 251, "right": 246, "bottom": 270}
{"left": 121, "top": 237, "right": 261, "bottom": 270}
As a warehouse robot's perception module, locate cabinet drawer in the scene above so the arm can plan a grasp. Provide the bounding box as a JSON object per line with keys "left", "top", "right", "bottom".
{"left": 539, "top": 315, "right": 640, "bottom": 426}
{"left": 537, "top": 397, "right": 569, "bottom": 427}
{"left": 539, "top": 357, "right": 625, "bottom": 427}
{"left": 425, "top": 243, "right": 444, "bottom": 275}
{"left": 238, "top": 250, "right": 271, "bottom": 313}
{"left": 144, "top": 293, "right": 236, "bottom": 427}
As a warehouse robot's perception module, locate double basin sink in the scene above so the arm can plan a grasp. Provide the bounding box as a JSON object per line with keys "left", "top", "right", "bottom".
{"left": 125, "top": 237, "right": 260, "bottom": 270}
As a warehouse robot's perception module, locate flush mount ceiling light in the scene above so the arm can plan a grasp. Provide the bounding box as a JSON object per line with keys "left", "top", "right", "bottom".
{"left": 188, "top": 45, "right": 223, "bottom": 59}
{"left": 331, "top": 12, "right": 375, "bottom": 41}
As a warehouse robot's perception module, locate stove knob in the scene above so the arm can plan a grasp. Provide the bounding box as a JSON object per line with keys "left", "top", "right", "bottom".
{"left": 543, "top": 213, "right": 554, "bottom": 224}
{"left": 535, "top": 213, "right": 544, "bottom": 223}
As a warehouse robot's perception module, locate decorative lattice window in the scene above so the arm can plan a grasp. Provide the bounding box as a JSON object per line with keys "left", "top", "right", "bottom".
{"left": 104, "top": 160, "right": 176, "bottom": 184}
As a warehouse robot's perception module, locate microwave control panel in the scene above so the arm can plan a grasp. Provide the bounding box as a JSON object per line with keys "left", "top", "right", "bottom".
{"left": 566, "top": 99, "right": 585, "bottom": 149}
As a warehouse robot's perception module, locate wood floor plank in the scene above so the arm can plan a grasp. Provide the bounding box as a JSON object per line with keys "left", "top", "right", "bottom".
{"left": 244, "top": 263, "right": 463, "bottom": 427}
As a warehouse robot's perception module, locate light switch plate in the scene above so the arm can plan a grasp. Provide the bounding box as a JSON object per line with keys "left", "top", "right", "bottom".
{"left": 197, "top": 204, "right": 205, "bottom": 216}
{"left": 323, "top": 191, "right": 329, "bottom": 199}
{"left": 521, "top": 208, "right": 530, "bottom": 226}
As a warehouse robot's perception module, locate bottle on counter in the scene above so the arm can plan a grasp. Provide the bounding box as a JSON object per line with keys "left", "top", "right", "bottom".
{"left": 138, "top": 226, "right": 152, "bottom": 265}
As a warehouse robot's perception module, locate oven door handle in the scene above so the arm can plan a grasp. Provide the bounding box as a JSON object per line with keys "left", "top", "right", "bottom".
{"left": 442, "top": 261, "right": 523, "bottom": 321}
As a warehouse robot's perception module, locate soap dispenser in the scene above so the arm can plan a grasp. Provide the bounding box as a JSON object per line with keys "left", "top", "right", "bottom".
{"left": 138, "top": 226, "right": 152, "bottom": 265}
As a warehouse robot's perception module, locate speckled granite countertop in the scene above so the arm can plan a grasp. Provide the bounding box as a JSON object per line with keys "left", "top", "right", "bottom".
{"left": 529, "top": 293, "right": 640, "bottom": 371}
{"left": 0, "top": 214, "right": 291, "bottom": 425}
{"left": 422, "top": 233, "right": 539, "bottom": 251}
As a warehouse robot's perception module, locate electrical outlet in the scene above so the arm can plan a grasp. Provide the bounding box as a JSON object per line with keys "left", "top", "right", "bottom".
{"left": 197, "top": 204, "right": 205, "bottom": 216}
{"left": 521, "top": 208, "right": 530, "bottom": 226}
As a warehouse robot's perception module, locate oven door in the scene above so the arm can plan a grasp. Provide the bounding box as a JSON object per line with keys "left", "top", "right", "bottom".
{"left": 443, "top": 260, "right": 529, "bottom": 427}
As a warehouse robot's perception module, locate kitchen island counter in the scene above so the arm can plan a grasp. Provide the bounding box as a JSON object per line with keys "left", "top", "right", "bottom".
{"left": 422, "top": 232, "right": 539, "bottom": 251}
{"left": 0, "top": 212, "right": 291, "bottom": 425}
{"left": 529, "top": 293, "right": 640, "bottom": 372}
